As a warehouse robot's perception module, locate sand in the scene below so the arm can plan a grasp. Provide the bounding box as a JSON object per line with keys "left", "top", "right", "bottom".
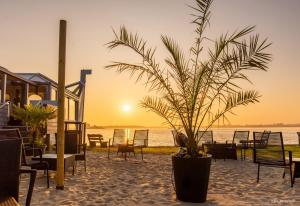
{"left": 19, "top": 151, "right": 300, "bottom": 205}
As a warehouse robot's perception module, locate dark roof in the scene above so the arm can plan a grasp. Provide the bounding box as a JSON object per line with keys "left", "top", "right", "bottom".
{"left": 17, "top": 73, "right": 79, "bottom": 100}
{"left": 0, "top": 66, "right": 36, "bottom": 85}
{"left": 0, "top": 67, "right": 79, "bottom": 101}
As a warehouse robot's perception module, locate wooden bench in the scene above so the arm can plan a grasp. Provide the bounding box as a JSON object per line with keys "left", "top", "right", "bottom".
{"left": 87, "top": 134, "right": 107, "bottom": 147}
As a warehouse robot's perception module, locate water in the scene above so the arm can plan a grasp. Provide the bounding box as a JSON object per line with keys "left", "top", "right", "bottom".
{"left": 86, "top": 127, "right": 300, "bottom": 146}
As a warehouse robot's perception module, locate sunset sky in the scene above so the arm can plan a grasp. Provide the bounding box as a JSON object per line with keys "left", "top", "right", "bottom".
{"left": 0, "top": 0, "right": 299, "bottom": 127}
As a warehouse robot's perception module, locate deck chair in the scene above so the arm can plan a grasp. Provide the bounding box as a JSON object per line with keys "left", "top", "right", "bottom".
{"left": 130, "top": 129, "right": 149, "bottom": 160}
{"left": 0, "top": 138, "right": 36, "bottom": 206}
{"left": 253, "top": 132, "right": 293, "bottom": 187}
{"left": 197, "top": 130, "right": 213, "bottom": 152}
{"left": 0, "top": 129, "right": 50, "bottom": 188}
{"left": 108, "top": 129, "right": 128, "bottom": 159}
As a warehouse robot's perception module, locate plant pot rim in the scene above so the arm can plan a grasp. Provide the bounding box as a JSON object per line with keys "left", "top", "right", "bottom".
{"left": 172, "top": 154, "right": 212, "bottom": 159}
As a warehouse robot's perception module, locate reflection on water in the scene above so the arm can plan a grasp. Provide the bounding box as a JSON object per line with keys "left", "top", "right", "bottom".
{"left": 86, "top": 127, "right": 300, "bottom": 147}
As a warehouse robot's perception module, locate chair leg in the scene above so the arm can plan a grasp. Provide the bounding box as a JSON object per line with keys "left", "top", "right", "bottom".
{"left": 74, "top": 160, "right": 77, "bottom": 171}
{"left": 46, "top": 169, "right": 49, "bottom": 188}
{"left": 257, "top": 164, "right": 260, "bottom": 183}
{"left": 290, "top": 164, "right": 294, "bottom": 187}
{"left": 240, "top": 148, "right": 243, "bottom": 160}
{"left": 282, "top": 170, "right": 285, "bottom": 178}
{"left": 84, "top": 159, "right": 87, "bottom": 172}
{"left": 141, "top": 147, "right": 143, "bottom": 160}
{"left": 108, "top": 145, "right": 110, "bottom": 159}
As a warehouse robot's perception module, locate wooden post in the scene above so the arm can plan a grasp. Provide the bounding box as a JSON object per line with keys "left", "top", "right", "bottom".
{"left": 1, "top": 74, "right": 7, "bottom": 104}
{"left": 22, "top": 83, "right": 29, "bottom": 105}
{"left": 56, "top": 20, "right": 67, "bottom": 190}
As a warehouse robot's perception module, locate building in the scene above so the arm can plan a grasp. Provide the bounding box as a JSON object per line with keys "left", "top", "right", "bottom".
{"left": 0, "top": 66, "right": 91, "bottom": 138}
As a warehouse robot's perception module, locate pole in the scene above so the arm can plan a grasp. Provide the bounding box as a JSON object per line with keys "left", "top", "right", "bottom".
{"left": 56, "top": 19, "right": 67, "bottom": 190}
{"left": 1, "top": 74, "right": 7, "bottom": 104}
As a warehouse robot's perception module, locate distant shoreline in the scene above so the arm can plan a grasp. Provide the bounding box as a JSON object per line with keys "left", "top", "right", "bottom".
{"left": 86, "top": 124, "right": 300, "bottom": 129}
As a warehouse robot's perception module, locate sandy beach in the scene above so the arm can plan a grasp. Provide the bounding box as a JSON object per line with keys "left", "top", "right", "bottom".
{"left": 19, "top": 151, "right": 300, "bottom": 206}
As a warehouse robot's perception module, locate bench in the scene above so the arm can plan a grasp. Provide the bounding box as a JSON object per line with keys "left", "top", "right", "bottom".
{"left": 87, "top": 134, "right": 107, "bottom": 147}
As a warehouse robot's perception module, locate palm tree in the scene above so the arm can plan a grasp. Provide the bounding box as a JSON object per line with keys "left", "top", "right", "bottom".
{"left": 13, "top": 104, "right": 56, "bottom": 146}
{"left": 106, "top": 0, "right": 271, "bottom": 157}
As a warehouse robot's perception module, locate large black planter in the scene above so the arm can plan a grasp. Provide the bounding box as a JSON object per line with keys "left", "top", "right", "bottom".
{"left": 172, "top": 155, "right": 212, "bottom": 203}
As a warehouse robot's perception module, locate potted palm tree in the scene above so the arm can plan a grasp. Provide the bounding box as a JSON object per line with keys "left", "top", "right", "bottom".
{"left": 106, "top": 0, "right": 271, "bottom": 202}
{"left": 12, "top": 104, "right": 56, "bottom": 148}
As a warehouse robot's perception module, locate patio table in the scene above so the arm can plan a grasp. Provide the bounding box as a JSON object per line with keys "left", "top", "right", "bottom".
{"left": 32, "top": 154, "right": 75, "bottom": 175}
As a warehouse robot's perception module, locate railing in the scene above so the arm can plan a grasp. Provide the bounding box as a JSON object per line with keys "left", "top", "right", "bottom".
{"left": 0, "top": 102, "right": 9, "bottom": 109}
{"left": 0, "top": 102, "right": 10, "bottom": 116}
{"left": 0, "top": 102, "right": 9, "bottom": 126}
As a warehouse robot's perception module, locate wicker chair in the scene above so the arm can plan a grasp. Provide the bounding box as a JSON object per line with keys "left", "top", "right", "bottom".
{"left": 2, "top": 125, "right": 32, "bottom": 146}
{"left": 0, "top": 129, "right": 50, "bottom": 188}
{"left": 197, "top": 130, "right": 213, "bottom": 152}
{"left": 0, "top": 138, "right": 36, "bottom": 206}
{"left": 108, "top": 129, "right": 128, "bottom": 159}
{"left": 253, "top": 132, "right": 293, "bottom": 187}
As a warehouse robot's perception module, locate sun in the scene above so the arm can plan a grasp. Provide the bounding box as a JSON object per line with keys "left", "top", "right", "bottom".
{"left": 122, "top": 104, "right": 131, "bottom": 113}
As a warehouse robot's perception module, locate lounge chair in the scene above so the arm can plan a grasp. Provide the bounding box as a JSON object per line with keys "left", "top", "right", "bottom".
{"left": 0, "top": 129, "right": 50, "bottom": 188}
{"left": 107, "top": 129, "right": 128, "bottom": 159}
{"left": 226, "top": 131, "right": 249, "bottom": 160}
{"left": 0, "top": 138, "right": 36, "bottom": 206}
{"left": 253, "top": 132, "right": 293, "bottom": 187}
{"left": 130, "top": 129, "right": 149, "bottom": 160}
{"left": 197, "top": 130, "right": 213, "bottom": 152}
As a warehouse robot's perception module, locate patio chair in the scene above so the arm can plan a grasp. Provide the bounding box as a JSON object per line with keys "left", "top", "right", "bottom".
{"left": 0, "top": 138, "right": 37, "bottom": 206}
{"left": 252, "top": 131, "right": 271, "bottom": 149}
{"left": 197, "top": 130, "right": 213, "bottom": 152}
{"left": 0, "top": 129, "right": 50, "bottom": 188}
{"left": 226, "top": 131, "right": 249, "bottom": 160}
{"left": 253, "top": 132, "right": 293, "bottom": 187}
{"left": 107, "top": 129, "right": 128, "bottom": 159}
{"left": 130, "top": 129, "right": 149, "bottom": 160}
